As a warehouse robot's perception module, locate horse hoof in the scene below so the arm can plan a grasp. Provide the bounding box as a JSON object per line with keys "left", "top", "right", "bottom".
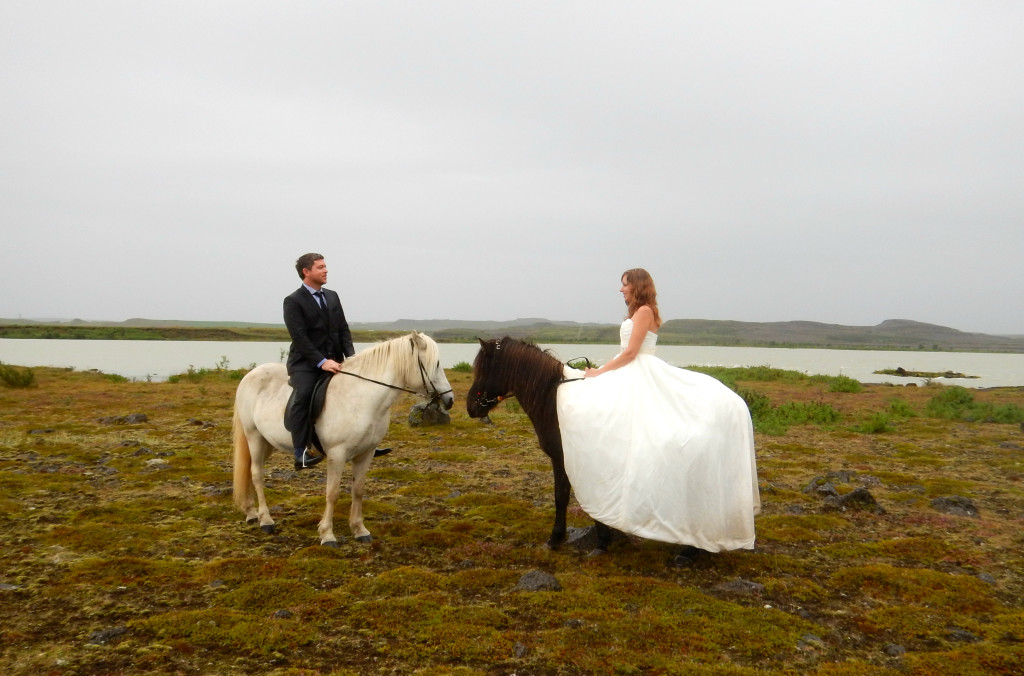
{"left": 260, "top": 524, "right": 276, "bottom": 534}
{"left": 355, "top": 535, "right": 372, "bottom": 544}
{"left": 321, "top": 540, "right": 340, "bottom": 548}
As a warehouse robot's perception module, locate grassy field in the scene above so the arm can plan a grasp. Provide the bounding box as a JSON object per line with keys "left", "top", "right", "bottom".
{"left": 1, "top": 360, "right": 1023, "bottom": 674}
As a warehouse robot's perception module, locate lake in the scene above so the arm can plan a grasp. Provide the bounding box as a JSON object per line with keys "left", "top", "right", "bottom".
{"left": 2, "top": 338, "right": 1024, "bottom": 388}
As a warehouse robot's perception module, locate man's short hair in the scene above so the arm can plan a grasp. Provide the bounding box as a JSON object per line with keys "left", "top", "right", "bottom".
{"left": 295, "top": 253, "right": 323, "bottom": 279}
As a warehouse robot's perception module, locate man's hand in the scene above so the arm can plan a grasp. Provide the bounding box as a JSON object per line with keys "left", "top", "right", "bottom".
{"left": 321, "top": 359, "right": 343, "bottom": 373}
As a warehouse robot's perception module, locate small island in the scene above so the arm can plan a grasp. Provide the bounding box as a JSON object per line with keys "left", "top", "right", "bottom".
{"left": 874, "top": 367, "right": 979, "bottom": 379}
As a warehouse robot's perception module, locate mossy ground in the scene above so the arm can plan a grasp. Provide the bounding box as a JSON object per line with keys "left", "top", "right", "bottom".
{"left": 1, "top": 365, "right": 1023, "bottom": 674}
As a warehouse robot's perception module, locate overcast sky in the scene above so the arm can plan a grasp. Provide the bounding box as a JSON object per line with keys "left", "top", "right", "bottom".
{"left": 2, "top": 2, "right": 1022, "bottom": 334}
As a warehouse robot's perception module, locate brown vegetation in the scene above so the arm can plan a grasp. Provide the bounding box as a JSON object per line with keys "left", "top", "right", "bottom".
{"left": 1, "top": 365, "right": 1023, "bottom": 674}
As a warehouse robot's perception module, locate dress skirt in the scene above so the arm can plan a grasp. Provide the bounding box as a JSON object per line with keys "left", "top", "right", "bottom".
{"left": 556, "top": 320, "right": 760, "bottom": 551}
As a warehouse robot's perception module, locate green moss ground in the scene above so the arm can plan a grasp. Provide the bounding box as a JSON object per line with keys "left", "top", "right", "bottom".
{"left": 1, "top": 366, "right": 1022, "bottom": 674}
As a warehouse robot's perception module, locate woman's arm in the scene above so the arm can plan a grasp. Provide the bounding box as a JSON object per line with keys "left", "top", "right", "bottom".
{"left": 585, "top": 305, "right": 656, "bottom": 378}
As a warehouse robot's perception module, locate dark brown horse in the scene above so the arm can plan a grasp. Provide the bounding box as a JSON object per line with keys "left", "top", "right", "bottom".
{"left": 467, "top": 337, "right": 615, "bottom": 551}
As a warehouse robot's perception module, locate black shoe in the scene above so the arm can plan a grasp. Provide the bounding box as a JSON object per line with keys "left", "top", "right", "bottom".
{"left": 294, "top": 449, "right": 325, "bottom": 471}
{"left": 373, "top": 448, "right": 393, "bottom": 457}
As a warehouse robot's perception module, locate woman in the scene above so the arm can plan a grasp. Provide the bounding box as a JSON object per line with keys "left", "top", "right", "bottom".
{"left": 556, "top": 268, "right": 761, "bottom": 552}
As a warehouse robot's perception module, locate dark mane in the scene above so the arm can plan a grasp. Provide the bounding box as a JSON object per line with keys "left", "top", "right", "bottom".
{"left": 496, "top": 338, "right": 564, "bottom": 413}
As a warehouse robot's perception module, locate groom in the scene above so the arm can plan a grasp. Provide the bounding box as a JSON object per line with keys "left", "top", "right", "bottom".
{"left": 283, "top": 253, "right": 355, "bottom": 470}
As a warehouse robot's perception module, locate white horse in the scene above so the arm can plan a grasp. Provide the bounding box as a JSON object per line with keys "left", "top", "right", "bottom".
{"left": 232, "top": 332, "right": 454, "bottom": 546}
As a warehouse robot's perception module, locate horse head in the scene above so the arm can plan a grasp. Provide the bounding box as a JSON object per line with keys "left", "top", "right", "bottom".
{"left": 466, "top": 337, "right": 509, "bottom": 418}
{"left": 408, "top": 332, "right": 455, "bottom": 410}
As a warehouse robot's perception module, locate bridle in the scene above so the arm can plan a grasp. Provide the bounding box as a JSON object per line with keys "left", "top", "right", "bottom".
{"left": 336, "top": 345, "right": 452, "bottom": 406}
{"left": 471, "top": 339, "right": 588, "bottom": 411}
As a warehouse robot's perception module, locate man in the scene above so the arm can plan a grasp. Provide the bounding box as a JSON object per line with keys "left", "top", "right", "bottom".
{"left": 283, "top": 253, "right": 355, "bottom": 470}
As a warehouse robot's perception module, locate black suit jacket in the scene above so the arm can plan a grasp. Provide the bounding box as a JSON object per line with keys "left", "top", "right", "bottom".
{"left": 283, "top": 286, "right": 355, "bottom": 374}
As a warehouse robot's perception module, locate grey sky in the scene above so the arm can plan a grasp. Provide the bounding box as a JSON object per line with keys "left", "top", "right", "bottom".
{"left": 2, "top": 2, "right": 1022, "bottom": 334}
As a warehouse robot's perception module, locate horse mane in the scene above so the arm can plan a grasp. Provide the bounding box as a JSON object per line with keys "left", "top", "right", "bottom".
{"left": 345, "top": 332, "right": 438, "bottom": 379}
{"left": 484, "top": 337, "right": 564, "bottom": 414}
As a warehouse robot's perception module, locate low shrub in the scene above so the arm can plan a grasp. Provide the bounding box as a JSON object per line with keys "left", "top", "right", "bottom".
{"left": 827, "top": 374, "right": 863, "bottom": 393}
{"left": 739, "top": 388, "right": 840, "bottom": 435}
{"left": 925, "top": 386, "right": 1024, "bottom": 423}
{"left": 854, "top": 412, "right": 895, "bottom": 434}
{"left": 0, "top": 362, "right": 36, "bottom": 388}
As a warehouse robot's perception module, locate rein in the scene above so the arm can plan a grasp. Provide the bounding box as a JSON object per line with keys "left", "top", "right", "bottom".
{"left": 335, "top": 352, "right": 452, "bottom": 405}
{"left": 473, "top": 357, "right": 588, "bottom": 409}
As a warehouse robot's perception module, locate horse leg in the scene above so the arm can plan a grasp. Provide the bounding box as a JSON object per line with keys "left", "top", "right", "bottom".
{"left": 593, "top": 520, "right": 613, "bottom": 553}
{"left": 248, "top": 436, "right": 277, "bottom": 534}
{"left": 546, "top": 450, "right": 570, "bottom": 550}
{"left": 317, "top": 450, "right": 346, "bottom": 546}
{"left": 347, "top": 449, "right": 375, "bottom": 544}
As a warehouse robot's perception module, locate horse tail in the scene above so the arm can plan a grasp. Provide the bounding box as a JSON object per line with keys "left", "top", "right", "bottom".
{"left": 231, "top": 406, "right": 252, "bottom": 512}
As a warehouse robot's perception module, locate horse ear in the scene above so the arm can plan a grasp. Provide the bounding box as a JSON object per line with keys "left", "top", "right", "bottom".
{"left": 477, "top": 337, "right": 492, "bottom": 355}
{"left": 410, "top": 332, "right": 426, "bottom": 351}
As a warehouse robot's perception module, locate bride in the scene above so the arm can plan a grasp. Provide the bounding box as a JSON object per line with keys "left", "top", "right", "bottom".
{"left": 556, "top": 268, "right": 761, "bottom": 552}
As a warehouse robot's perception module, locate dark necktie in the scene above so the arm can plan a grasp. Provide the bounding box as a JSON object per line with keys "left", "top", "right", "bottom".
{"left": 314, "top": 291, "right": 327, "bottom": 311}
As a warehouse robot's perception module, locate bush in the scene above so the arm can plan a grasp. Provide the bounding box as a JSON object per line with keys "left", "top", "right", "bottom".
{"left": 738, "top": 388, "right": 840, "bottom": 435}
{"left": 854, "top": 412, "right": 895, "bottom": 434}
{"left": 924, "top": 386, "right": 1024, "bottom": 424}
{"left": 0, "top": 362, "right": 36, "bottom": 388}
{"left": 828, "top": 374, "right": 863, "bottom": 393}
{"left": 450, "top": 361, "right": 473, "bottom": 373}
{"left": 887, "top": 397, "right": 917, "bottom": 418}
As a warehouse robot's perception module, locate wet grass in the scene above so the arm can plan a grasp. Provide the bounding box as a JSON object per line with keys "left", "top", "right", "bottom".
{"left": 1, "top": 366, "right": 1023, "bottom": 674}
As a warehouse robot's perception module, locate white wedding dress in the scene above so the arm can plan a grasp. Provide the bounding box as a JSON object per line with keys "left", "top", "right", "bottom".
{"left": 556, "top": 319, "right": 761, "bottom": 551}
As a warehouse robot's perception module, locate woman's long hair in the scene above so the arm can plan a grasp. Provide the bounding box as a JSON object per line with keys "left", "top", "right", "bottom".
{"left": 622, "top": 267, "right": 662, "bottom": 328}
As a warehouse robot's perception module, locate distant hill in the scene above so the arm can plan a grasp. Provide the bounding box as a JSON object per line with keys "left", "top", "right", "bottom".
{"left": 2, "top": 317, "right": 1023, "bottom": 352}
{"left": 358, "top": 317, "right": 1024, "bottom": 352}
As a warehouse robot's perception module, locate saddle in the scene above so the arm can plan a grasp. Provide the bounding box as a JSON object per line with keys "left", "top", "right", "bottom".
{"left": 284, "top": 374, "right": 333, "bottom": 454}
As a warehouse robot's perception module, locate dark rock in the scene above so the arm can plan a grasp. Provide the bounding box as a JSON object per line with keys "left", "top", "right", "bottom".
{"left": 408, "top": 400, "right": 451, "bottom": 427}
{"left": 977, "top": 572, "right": 997, "bottom": 586}
{"left": 98, "top": 414, "right": 148, "bottom": 425}
{"left": 564, "top": 619, "right": 584, "bottom": 629}
{"left": 515, "top": 570, "right": 562, "bottom": 592}
{"left": 671, "top": 554, "right": 694, "bottom": 567}
{"left": 132, "top": 447, "right": 153, "bottom": 456}
{"left": 999, "top": 442, "right": 1022, "bottom": 450}
{"left": 826, "top": 470, "right": 858, "bottom": 483}
{"left": 884, "top": 643, "right": 906, "bottom": 657}
{"left": 715, "top": 578, "right": 765, "bottom": 595}
{"left": 273, "top": 609, "right": 294, "bottom": 619}
{"left": 803, "top": 478, "right": 839, "bottom": 497}
{"left": 565, "top": 525, "right": 627, "bottom": 553}
{"left": 824, "top": 487, "right": 886, "bottom": 514}
{"left": 513, "top": 642, "right": 528, "bottom": 658}
{"left": 28, "top": 429, "right": 54, "bottom": 434}
{"left": 87, "top": 625, "right": 128, "bottom": 645}
{"left": 798, "top": 634, "right": 825, "bottom": 651}
{"left": 947, "top": 627, "right": 980, "bottom": 643}
{"left": 931, "top": 496, "right": 980, "bottom": 518}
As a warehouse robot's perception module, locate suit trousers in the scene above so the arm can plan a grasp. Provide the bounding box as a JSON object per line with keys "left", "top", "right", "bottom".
{"left": 285, "top": 366, "right": 331, "bottom": 452}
